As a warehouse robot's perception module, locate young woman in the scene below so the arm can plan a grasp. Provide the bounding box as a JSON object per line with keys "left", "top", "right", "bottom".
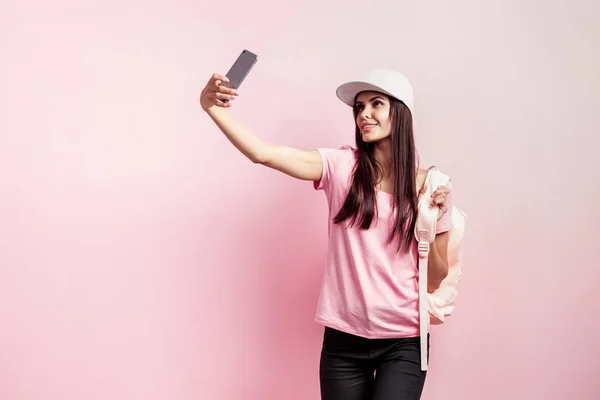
{"left": 199, "top": 68, "right": 452, "bottom": 400}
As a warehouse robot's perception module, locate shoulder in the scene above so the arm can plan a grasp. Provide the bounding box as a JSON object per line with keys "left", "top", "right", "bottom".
{"left": 316, "top": 145, "right": 357, "bottom": 172}
{"left": 314, "top": 145, "right": 357, "bottom": 191}
{"left": 416, "top": 168, "right": 429, "bottom": 180}
{"left": 317, "top": 145, "right": 356, "bottom": 161}
{"left": 415, "top": 168, "right": 429, "bottom": 192}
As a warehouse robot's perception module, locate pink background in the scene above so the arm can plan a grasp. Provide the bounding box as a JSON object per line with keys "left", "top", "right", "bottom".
{"left": 1, "top": 0, "right": 599, "bottom": 399}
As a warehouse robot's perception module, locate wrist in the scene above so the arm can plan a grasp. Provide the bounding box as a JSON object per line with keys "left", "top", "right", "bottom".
{"left": 206, "top": 105, "right": 227, "bottom": 118}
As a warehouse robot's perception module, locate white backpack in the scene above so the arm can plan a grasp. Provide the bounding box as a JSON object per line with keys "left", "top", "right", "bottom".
{"left": 415, "top": 166, "right": 467, "bottom": 371}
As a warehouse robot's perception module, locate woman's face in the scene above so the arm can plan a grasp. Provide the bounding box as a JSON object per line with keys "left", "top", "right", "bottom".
{"left": 354, "top": 91, "right": 392, "bottom": 143}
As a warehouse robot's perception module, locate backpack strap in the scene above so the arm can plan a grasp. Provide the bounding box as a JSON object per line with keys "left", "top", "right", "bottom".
{"left": 416, "top": 167, "right": 437, "bottom": 371}
{"left": 415, "top": 166, "right": 451, "bottom": 371}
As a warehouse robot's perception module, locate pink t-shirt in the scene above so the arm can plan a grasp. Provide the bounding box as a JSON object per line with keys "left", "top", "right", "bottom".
{"left": 313, "top": 146, "right": 452, "bottom": 339}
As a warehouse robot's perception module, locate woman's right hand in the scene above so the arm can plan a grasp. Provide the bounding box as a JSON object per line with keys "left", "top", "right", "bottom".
{"left": 199, "top": 73, "right": 239, "bottom": 112}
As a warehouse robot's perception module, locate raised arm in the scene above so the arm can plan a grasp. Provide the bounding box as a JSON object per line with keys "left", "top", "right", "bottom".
{"left": 200, "top": 73, "right": 323, "bottom": 181}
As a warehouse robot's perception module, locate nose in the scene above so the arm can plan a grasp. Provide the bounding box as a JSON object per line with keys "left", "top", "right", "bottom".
{"left": 359, "top": 105, "right": 372, "bottom": 120}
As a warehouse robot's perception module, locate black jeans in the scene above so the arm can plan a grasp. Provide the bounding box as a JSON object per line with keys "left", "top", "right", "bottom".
{"left": 319, "top": 327, "right": 429, "bottom": 400}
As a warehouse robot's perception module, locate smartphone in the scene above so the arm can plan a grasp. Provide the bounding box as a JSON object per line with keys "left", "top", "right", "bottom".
{"left": 221, "top": 49, "right": 258, "bottom": 92}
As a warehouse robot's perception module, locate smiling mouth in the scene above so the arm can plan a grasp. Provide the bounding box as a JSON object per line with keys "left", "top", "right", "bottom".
{"left": 361, "top": 124, "right": 377, "bottom": 132}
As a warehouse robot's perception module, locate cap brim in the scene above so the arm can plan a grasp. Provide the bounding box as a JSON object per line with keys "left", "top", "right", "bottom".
{"left": 336, "top": 81, "right": 397, "bottom": 107}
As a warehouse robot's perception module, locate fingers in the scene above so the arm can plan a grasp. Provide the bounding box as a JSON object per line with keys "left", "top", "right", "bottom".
{"left": 215, "top": 91, "right": 236, "bottom": 102}
{"left": 430, "top": 185, "right": 449, "bottom": 208}
{"left": 215, "top": 82, "right": 239, "bottom": 97}
{"left": 212, "top": 73, "right": 228, "bottom": 81}
{"left": 202, "top": 92, "right": 233, "bottom": 108}
{"left": 430, "top": 185, "right": 449, "bottom": 197}
{"left": 430, "top": 196, "right": 445, "bottom": 207}
{"left": 210, "top": 73, "right": 228, "bottom": 86}
{"left": 215, "top": 97, "right": 232, "bottom": 108}
{"left": 201, "top": 73, "right": 240, "bottom": 109}
{"left": 210, "top": 73, "right": 238, "bottom": 95}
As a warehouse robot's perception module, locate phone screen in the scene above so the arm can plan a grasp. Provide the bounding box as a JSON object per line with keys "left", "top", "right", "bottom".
{"left": 222, "top": 49, "right": 258, "bottom": 90}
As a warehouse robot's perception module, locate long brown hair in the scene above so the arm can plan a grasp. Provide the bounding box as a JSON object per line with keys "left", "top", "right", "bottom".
{"left": 332, "top": 94, "right": 418, "bottom": 253}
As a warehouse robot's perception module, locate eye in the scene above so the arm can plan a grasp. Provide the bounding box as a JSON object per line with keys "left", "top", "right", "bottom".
{"left": 373, "top": 100, "right": 383, "bottom": 107}
{"left": 354, "top": 104, "right": 364, "bottom": 111}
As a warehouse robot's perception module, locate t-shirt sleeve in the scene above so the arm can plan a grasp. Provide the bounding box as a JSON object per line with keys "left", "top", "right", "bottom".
{"left": 313, "top": 146, "right": 355, "bottom": 193}
{"left": 435, "top": 179, "right": 453, "bottom": 234}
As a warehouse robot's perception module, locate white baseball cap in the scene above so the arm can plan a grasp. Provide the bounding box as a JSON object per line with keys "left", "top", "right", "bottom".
{"left": 336, "top": 68, "right": 415, "bottom": 114}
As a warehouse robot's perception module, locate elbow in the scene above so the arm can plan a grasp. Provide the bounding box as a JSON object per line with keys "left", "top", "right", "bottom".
{"left": 428, "top": 266, "right": 449, "bottom": 293}
{"left": 250, "top": 154, "right": 264, "bottom": 164}
{"left": 247, "top": 149, "right": 265, "bottom": 164}
{"left": 428, "top": 281, "right": 440, "bottom": 294}
{"left": 249, "top": 145, "right": 269, "bottom": 165}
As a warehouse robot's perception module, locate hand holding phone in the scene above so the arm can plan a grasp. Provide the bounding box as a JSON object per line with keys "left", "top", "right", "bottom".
{"left": 199, "top": 49, "right": 258, "bottom": 110}
{"left": 221, "top": 49, "right": 258, "bottom": 92}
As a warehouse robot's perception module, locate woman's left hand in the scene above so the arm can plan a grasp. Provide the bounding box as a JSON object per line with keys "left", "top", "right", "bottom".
{"left": 431, "top": 185, "right": 450, "bottom": 220}
{"left": 419, "top": 184, "right": 450, "bottom": 221}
